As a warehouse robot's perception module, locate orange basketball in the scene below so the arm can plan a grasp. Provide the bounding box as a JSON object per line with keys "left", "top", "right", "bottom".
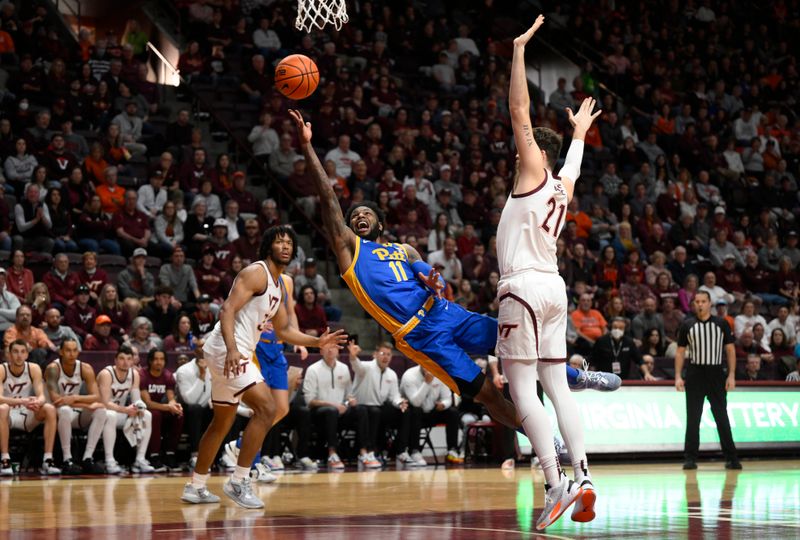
{"left": 274, "top": 54, "right": 319, "bottom": 100}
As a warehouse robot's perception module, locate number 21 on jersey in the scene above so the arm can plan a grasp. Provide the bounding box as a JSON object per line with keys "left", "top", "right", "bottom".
{"left": 388, "top": 260, "right": 408, "bottom": 282}
{"left": 541, "top": 197, "right": 566, "bottom": 238}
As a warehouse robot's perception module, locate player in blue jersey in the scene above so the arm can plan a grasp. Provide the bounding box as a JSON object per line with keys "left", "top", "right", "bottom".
{"left": 289, "top": 110, "right": 618, "bottom": 434}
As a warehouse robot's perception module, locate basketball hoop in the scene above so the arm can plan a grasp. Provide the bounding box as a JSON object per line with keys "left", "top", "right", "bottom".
{"left": 295, "top": 0, "right": 349, "bottom": 32}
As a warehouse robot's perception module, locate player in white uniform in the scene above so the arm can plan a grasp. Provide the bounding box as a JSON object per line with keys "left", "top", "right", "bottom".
{"left": 0, "top": 339, "right": 61, "bottom": 475}
{"left": 45, "top": 338, "right": 111, "bottom": 474}
{"left": 500, "top": 15, "right": 602, "bottom": 531}
{"left": 96, "top": 345, "right": 154, "bottom": 474}
{"left": 183, "top": 225, "right": 346, "bottom": 509}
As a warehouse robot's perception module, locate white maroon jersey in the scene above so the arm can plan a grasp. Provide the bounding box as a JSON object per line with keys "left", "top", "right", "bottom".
{"left": 204, "top": 261, "right": 283, "bottom": 357}
{"left": 105, "top": 366, "right": 134, "bottom": 406}
{"left": 54, "top": 359, "right": 84, "bottom": 397}
{"left": 3, "top": 362, "right": 33, "bottom": 400}
{"left": 497, "top": 169, "right": 568, "bottom": 275}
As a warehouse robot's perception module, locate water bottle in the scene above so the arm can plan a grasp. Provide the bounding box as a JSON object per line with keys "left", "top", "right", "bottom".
{"left": 188, "top": 331, "right": 195, "bottom": 351}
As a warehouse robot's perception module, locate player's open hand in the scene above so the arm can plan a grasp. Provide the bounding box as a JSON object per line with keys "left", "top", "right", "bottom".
{"left": 224, "top": 349, "right": 249, "bottom": 378}
{"left": 513, "top": 14, "right": 545, "bottom": 47}
{"left": 418, "top": 268, "right": 445, "bottom": 299}
{"left": 566, "top": 97, "right": 602, "bottom": 135}
{"left": 288, "top": 109, "right": 312, "bottom": 144}
{"left": 318, "top": 327, "right": 348, "bottom": 349}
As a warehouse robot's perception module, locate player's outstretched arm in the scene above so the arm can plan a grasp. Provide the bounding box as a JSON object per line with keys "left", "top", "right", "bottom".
{"left": 273, "top": 300, "right": 348, "bottom": 349}
{"left": 561, "top": 97, "right": 602, "bottom": 201}
{"left": 289, "top": 109, "right": 357, "bottom": 272}
{"left": 510, "top": 15, "right": 546, "bottom": 194}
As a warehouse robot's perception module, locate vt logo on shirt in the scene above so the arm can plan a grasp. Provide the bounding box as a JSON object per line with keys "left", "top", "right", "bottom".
{"left": 61, "top": 382, "right": 80, "bottom": 394}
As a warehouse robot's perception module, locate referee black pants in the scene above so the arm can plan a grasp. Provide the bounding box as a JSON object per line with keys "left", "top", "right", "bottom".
{"left": 684, "top": 364, "right": 738, "bottom": 461}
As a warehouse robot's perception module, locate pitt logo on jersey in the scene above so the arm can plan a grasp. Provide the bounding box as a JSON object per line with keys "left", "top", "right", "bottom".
{"left": 371, "top": 245, "right": 407, "bottom": 262}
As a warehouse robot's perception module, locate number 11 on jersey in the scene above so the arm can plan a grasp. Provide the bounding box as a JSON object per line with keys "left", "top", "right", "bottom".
{"left": 389, "top": 260, "right": 409, "bottom": 282}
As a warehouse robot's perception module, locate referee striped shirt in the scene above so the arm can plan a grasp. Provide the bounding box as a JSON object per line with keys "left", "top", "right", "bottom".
{"left": 677, "top": 315, "right": 734, "bottom": 365}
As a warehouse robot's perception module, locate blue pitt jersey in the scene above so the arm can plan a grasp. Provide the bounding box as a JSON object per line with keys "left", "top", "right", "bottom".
{"left": 342, "top": 238, "right": 431, "bottom": 332}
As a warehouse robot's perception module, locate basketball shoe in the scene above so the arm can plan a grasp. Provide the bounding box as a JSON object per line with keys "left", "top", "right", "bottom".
{"left": 570, "top": 365, "right": 621, "bottom": 392}
{"left": 571, "top": 479, "right": 596, "bottom": 522}
{"left": 536, "top": 473, "right": 582, "bottom": 531}
{"left": 223, "top": 477, "right": 264, "bottom": 509}
{"left": 250, "top": 463, "right": 278, "bottom": 484}
{"left": 182, "top": 483, "right": 221, "bottom": 504}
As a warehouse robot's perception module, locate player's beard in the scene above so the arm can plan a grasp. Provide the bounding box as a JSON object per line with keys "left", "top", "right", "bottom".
{"left": 356, "top": 222, "right": 381, "bottom": 241}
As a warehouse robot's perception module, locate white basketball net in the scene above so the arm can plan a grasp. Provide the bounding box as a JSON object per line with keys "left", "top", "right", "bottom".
{"left": 295, "top": 0, "right": 349, "bottom": 32}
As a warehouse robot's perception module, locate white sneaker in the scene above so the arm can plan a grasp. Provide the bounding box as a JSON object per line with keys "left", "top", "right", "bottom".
{"left": 571, "top": 479, "right": 596, "bottom": 522}
{"left": 188, "top": 456, "right": 197, "bottom": 471}
{"left": 219, "top": 452, "right": 237, "bottom": 471}
{"left": 223, "top": 441, "right": 239, "bottom": 465}
{"left": 298, "top": 457, "right": 318, "bottom": 471}
{"left": 536, "top": 474, "right": 582, "bottom": 531}
{"left": 132, "top": 459, "right": 156, "bottom": 473}
{"left": 268, "top": 455, "right": 284, "bottom": 471}
{"left": 396, "top": 451, "right": 418, "bottom": 469}
{"left": 105, "top": 461, "right": 123, "bottom": 475}
{"left": 250, "top": 463, "right": 277, "bottom": 483}
{"left": 281, "top": 451, "right": 294, "bottom": 465}
{"left": 182, "top": 483, "right": 221, "bottom": 504}
{"left": 327, "top": 453, "right": 345, "bottom": 471}
{"left": 358, "top": 452, "right": 381, "bottom": 470}
{"left": 40, "top": 458, "right": 62, "bottom": 475}
{"left": 0, "top": 459, "right": 13, "bottom": 476}
{"left": 409, "top": 451, "right": 427, "bottom": 467}
{"left": 223, "top": 477, "right": 264, "bottom": 509}
{"left": 501, "top": 458, "right": 515, "bottom": 470}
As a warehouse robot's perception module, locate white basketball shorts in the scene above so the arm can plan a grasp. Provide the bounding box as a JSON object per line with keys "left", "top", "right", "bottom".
{"left": 9, "top": 406, "right": 42, "bottom": 432}
{"left": 496, "top": 271, "right": 568, "bottom": 362}
{"left": 204, "top": 343, "right": 263, "bottom": 405}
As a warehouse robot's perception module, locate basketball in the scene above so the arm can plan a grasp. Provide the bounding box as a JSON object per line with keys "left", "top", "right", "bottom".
{"left": 274, "top": 54, "right": 319, "bottom": 100}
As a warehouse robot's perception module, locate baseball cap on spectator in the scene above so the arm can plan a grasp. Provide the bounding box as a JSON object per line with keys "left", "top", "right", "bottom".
{"left": 441, "top": 110, "right": 452, "bottom": 116}
{"left": 440, "top": 164, "right": 451, "bottom": 172}
{"left": 716, "top": 299, "right": 727, "bottom": 306}
{"left": 202, "top": 246, "right": 216, "bottom": 256}
{"left": 95, "top": 315, "right": 112, "bottom": 326}
{"left": 304, "top": 258, "right": 316, "bottom": 267}
{"left": 232, "top": 171, "right": 245, "bottom": 179}
{"left": 76, "top": 284, "right": 90, "bottom": 295}
{"left": 438, "top": 187, "right": 453, "bottom": 196}
{"left": 714, "top": 206, "right": 726, "bottom": 215}
{"left": 132, "top": 248, "right": 147, "bottom": 258}
{"left": 0, "top": 268, "right": 5, "bottom": 275}
{"left": 788, "top": 231, "right": 798, "bottom": 238}
{"left": 213, "top": 218, "right": 228, "bottom": 228}
{"left": 724, "top": 253, "right": 736, "bottom": 261}
{"left": 197, "top": 294, "right": 212, "bottom": 303}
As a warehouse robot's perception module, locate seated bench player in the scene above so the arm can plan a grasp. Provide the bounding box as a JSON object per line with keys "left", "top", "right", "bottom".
{"left": 45, "top": 338, "right": 111, "bottom": 474}
{"left": 96, "top": 345, "right": 155, "bottom": 473}
{"left": 0, "top": 339, "right": 61, "bottom": 475}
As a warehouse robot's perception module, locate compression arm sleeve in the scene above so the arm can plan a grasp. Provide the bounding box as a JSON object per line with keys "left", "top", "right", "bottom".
{"left": 559, "top": 139, "right": 585, "bottom": 183}
{"left": 411, "top": 261, "right": 445, "bottom": 289}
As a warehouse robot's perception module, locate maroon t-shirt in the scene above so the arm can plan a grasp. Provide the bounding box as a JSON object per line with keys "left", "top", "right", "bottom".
{"left": 139, "top": 368, "right": 176, "bottom": 404}
{"left": 112, "top": 208, "right": 150, "bottom": 240}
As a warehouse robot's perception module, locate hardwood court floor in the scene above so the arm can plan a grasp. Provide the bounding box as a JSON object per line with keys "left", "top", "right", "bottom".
{"left": 1, "top": 460, "right": 798, "bottom": 539}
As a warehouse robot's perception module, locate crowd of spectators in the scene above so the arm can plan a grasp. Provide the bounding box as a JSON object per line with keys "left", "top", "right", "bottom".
{"left": 0, "top": 0, "right": 799, "bottom": 471}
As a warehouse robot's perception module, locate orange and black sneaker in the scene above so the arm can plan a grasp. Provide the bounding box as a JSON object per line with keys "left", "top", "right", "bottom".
{"left": 536, "top": 474, "right": 582, "bottom": 531}
{"left": 446, "top": 450, "right": 464, "bottom": 464}
{"left": 571, "top": 479, "right": 597, "bottom": 522}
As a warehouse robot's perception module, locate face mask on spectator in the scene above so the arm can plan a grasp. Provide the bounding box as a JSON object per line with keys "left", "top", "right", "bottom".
{"left": 611, "top": 329, "right": 624, "bottom": 340}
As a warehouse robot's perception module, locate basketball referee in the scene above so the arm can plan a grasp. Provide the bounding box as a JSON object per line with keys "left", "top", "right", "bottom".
{"left": 675, "top": 290, "right": 742, "bottom": 470}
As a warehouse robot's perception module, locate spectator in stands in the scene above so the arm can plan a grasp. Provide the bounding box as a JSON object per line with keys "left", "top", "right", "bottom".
{"left": 152, "top": 199, "right": 183, "bottom": 256}
{"left": 257, "top": 198, "right": 280, "bottom": 232}
{"left": 734, "top": 329, "right": 771, "bottom": 364}
{"left": 294, "top": 258, "right": 341, "bottom": 322}
{"left": 571, "top": 293, "right": 608, "bottom": 356}
{"left": 113, "top": 189, "right": 151, "bottom": 257}
{"left": 137, "top": 173, "right": 167, "bottom": 220}
{"left": 620, "top": 268, "right": 656, "bottom": 315}
{"left": 64, "top": 284, "right": 96, "bottom": 340}
{"left": 268, "top": 134, "right": 298, "bottom": 181}
{"left": 13, "top": 183, "right": 54, "bottom": 253}
{"left": 227, "top": 172, "right": 257, "bottom": 215}
{"left": 117, "top": 247, "right": 155, "bottom": 305}
{"left": 83, "top": 314, "right": 120, "bottom": 352}
{"left": 179, "top": 148, "right": 211, "bottom": 197}
{"left": 428, "top": 237, "right": 462, "bottom": 290}
{"left": 174, "top": 351, "right": 212, "bottom": 468}
{"left": 141, "top": 286, "right": 179, "bottom": 338}
{"left": 631, "top": 297, "right": 665, "bottom": 346}
{"left": 76, "top": 194, "right": 121, "bottom": 255}
{"left": 194, "top": 248, "right": 223, "bottom": 303}
{"left": 737, "top": 354, "right": 769, "bottom": 381}
{"left": 96, "top": 283, "right": 132, "bottom": 343}
{"left": 96, "top": 167, "right": 125, "bottom": 215}
{"left": 193, "top": 178, "right": 222, "bottom": 219}
{"left": 206, "top": 219, "right": 235, "bottom": 270}
{"left": 640, "top": 327, "right": 667, "bottom": 358}
{"left": 699, "top": 271, "right": 735, "bottom": 308}
{"left": 232, "top": 219, "right": 260, "bottom": 265}
{"left": 303, "top": 343, "right": 377, "bottom": 471}
{"left": 128, "top": 317, "right": 162, "bottom": 354}
{"left": 295, "top": 284, "right": 327, "bottom": 338}
{"left": 240, "top": 54, "right": 271, "bottom": 104}
{"left": 716, "top": 254, "right": 749, "bottom": 306}
{"left": 165, "top": 110, "right": 193, "bottom": 151}
{"left": 592, "top": 317, "right": 653, "bottom": 380}
{"left": 189, "top": 295, "right": 217, "bottom": 337}
{"left": 248, "top": 112, "right": 279, "bottom": 161}
{"left": 140, "top": 348, "right": 184, "bottom": 471}
{"left": 767, "top": 306, "right": 797, "bottom": 347}
{"left": 400, "top": 364, "right": 463, "bottom": 465}
{"left": 0, "top": 268, "right": 21, "bottom": 332}
{"left": 709, "top": 228, "right": 744, "bottom": 268}
{"left": 76, "top": 252, "right": 108, "bottom": 303}
{"left": 4, "top": 138, "right": 37, "bottom": 190}
{"left": 158, "top": 247, "right": 198, "bottom": 306}
{"left": 41, "top": 253, "right": 80, "bottom": 312}
{"left": 3, "top": 305, "right": 55, "bottom": 366}
{"left": 43, "top": 308, "right": 81, "bottom": 349}
{"left": 26, "top": 283, "right": 51, "bottom": 329}
{"left": 347, "top": 341, "right": 407, "bottom": 459}
{"left": 45, "top": 189, "right": 78, "bottom": 253}
{"left": 733, "top": 300, "right": 768, "bottom": 340}
{"left": 43, "top": 133, "right": 79, "bottom": 183}
{"left": 184, "top": 199, "right": 214, "bottom": 260}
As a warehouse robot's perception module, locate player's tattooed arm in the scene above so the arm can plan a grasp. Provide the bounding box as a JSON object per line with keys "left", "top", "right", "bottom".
{"left": 44, "top": 363, "right": 61, "bottom": 402}
{"left": 522, "top": 123, "right": 534, "bottom": 148}
{"left": 289, "top": 109, "right": 356, "bottom": 269}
